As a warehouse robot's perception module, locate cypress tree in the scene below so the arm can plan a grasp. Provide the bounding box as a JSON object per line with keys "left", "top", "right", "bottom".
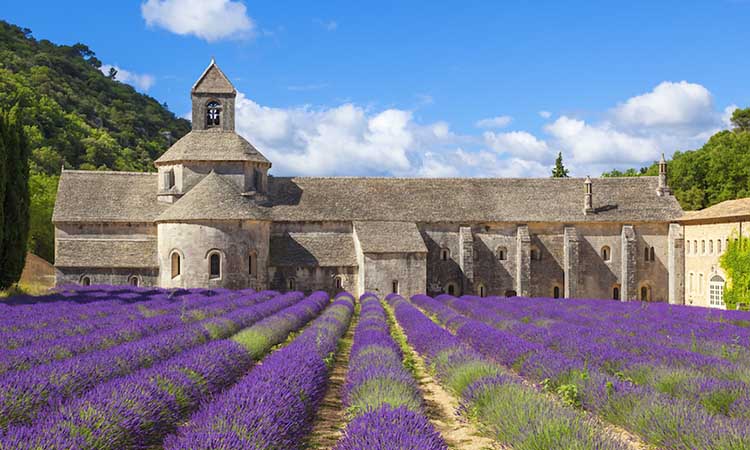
{"left": 0, "top": 112, "right": 6, "bottom": 275}
{"left": 551, "top": 152, "right": 570, "bottom": 178}
{"left": 0, "top": 107, "right": 30, "bottom": 289}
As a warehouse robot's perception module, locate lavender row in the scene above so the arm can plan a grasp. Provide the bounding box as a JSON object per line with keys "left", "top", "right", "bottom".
{"left": 0, "top": 291, "right": 298, "bottom": 430}
{"left": 0, "top": 288, "right": 264, "bottom": 350}
{"left": 164, "top": 292, "right": 354, "bottom": 450}
{"left": 335, "top": 293, "right": 446, "bottom": 450}
{"left": 0, "top": 291, "right": 330, "bottom": 449}
{"left": 0, "top": 291, "right": 269, "bottom": 373}
{"left": 389, "top": 294, "right": 626, "bottom": 449}
{"left": 419, "top": 295, "right": 750, "bottom": 449}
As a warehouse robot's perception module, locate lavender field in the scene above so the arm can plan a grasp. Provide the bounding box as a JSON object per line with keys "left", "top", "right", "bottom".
{"left": 1, "top": 286, "right": 749, "bottom": 449}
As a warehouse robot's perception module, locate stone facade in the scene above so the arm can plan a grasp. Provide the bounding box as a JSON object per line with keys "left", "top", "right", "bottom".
{"left": 53, "top": 60, "right": 692, "bottom": 302}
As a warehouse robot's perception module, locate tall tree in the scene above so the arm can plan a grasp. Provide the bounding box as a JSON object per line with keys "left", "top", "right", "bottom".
{"left": 720, "top": 234, "right": 750, "bottom": 310}
{"left": 0, "top": 107, "right": 30, "bottom": 289}
{"left": 0, "top": 113, "right": 6, "bottom": 273}
{"left": 551, "top": 152, "right": 570, "bottom": 178}
{"left": 731, "top": 107, "right": 750, "bottom": 133}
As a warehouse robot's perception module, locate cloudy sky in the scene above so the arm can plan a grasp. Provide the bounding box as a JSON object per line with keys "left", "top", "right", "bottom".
{"left": 4, "top": 1, "right": 749, "bottom": 177}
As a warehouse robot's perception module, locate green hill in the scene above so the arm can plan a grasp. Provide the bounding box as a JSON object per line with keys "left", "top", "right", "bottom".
{"left": 0, "top": 20, "right": 191, "bottom": 262}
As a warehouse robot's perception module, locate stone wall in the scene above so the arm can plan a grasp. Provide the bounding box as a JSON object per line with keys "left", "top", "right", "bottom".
{"left": 268, "top": 265, "right": 358, "bottom": 297}
{"left": 55, "top": 267, "right": 159, "bottom": 287}
{"left": 362, "top": 252, "right": 426, "bottom": 300}
{"left": 157, "top": 220, "right": 270, "bottom": 290}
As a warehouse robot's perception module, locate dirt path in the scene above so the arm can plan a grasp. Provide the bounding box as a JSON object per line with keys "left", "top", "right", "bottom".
{"left": 305, "top": 306, "right": 358, "bottom": 449}
{"left": 385, "top": 309, "right": 505, "bottom": 450}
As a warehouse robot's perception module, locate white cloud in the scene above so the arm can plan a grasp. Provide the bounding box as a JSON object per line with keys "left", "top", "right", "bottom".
{"left": 612, "top": 81, "right": 715, "bottom": 128}
{"left": 539, "top": 110, "right": 552, "bottom": 119}
{"left": 100, "top": 64, "right": 155, "bottom": 91}
{"left": 483, "top": 130, "right": 551, "bottom": 159}
{"left": 545, "top": 116, "right": 660, "bottom": 165}
{"left": 475, "top": 115, "right": 512, "bottom": 129}
{"left": 141, "top": 0, "right": 254, "bottom": 42}
{"left": 722, "top": 104, "right": 739, "bottom": 128}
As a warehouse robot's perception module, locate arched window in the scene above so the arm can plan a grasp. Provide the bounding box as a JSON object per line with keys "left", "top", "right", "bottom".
{"left": 248, "top": 251, "right": 257, "bottom": 276}
{"left": 477, "top": 284, "right": 486, "bottom": 297}
{"left": 709, "top": 240, "right": 714, "bottom": 254}
{"left": 334, "top": 276, "right": 344, "bottom": 290}
{"left": 170, "top": 252, "right": 181, "bottom": 279}
{"left": 80, "top": 276, "right": 91, "bottom": 286}
{"left": 709, "top": 275, "right": 725, "bottom": 308}
{"left": 287, "top": 277, "right": 296, "bottom": 291}
{"left": 553, "top": 286, "right": 561, "bottom": 299}
{"left": 440, "top": 247, "right": 450, "bottom": 261}
{"left": 649, "top": 247, "right": 655, "bottom": 262}
{"left": 496, "top": 246, "right": 507, "bottom": 261}
{"left": 689, "top": 272, "right": 694, "bottom": 293}
{"left": 644, "top": 247, "right": 649, "bottom": 262}
{"left": 392, "top": 280, "right": 399, "bottom": 294}
{"left": 446, "top": 283, "right": 456, "bottom": 296}
{"left": 206, "top": 101, "right": 221, "bottom": 127}
{"left": 504, "top": 290, "right": 517, "bottom": 297}
{"left": 530, "top": 246, "right": 541, "bottom": 261}
{"left": 128, "top": 276, "right": 139, "bottom": 287}
{"left": 694, "top": 240, "right": 698, "bottom": 254}
{"left": 209, "top": 253, "right": 221, "bottom": 280}
{"left": 640, "top": 285, "right": 650, "bottom": 302}
{"left": 613, "top": 285, "right": 620, "bottom": 300}
{"left": 601, "top": 246, "right": 611, "bottom": 262}
{"left": 699, "top": 273, "right": 704, "bottom": 293}
{"left": 717, "top": 239, "right": 722, "bottom": 254}
{"left": 701, "top": 240, "right": 706, "bottom": 255}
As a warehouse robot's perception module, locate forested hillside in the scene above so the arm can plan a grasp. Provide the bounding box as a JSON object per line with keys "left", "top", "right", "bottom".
{"left": 0, "top": 20, "right": 191, "bottom": 262}
{"left": 603, "top": 108, "right": 750, "bottom": 211}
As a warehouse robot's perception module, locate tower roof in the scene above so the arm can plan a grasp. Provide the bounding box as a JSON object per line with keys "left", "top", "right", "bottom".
{"left": 157, "top": 171, "right": 269, "bottom": 222}
{"left": 192, "top": 59, "right": 236, "bottom": 95}
{"left": 154, "top": 129, "right": 270, "bottom": 165}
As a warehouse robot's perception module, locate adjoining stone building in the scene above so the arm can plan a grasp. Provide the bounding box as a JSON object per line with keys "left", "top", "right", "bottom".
{"left": 53, "top": 60, "right": 685, "bottom": 302}
{"left": 679, "top": 198, "right": 750, "bottom": 309}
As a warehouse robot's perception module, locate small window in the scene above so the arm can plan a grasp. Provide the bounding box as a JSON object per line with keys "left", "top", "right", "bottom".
{"left": 253, "top": 168, "right": 263, "bottom": 192}
{"left": 694, "top": 241, "right": 698, "bottom": 254}
{"left": 392, "top": 280, "right": 399, "bottom": 294}
{"left": 701, "top": 240, "right": 706, "bottom": 255}
{"left": 496, "top": 246, "right": 507, "bottom": 261}
{"left": 163, "top": 169, "right": 175, "bottom": 190}
{"left": 504, "top": 290, "right": 517, "bottom": 297}
{"left": 206, "top": 101, "right": 221, "bottom": 127}
{"left": 209, "top": 253, "right": 221, "bottom": 279}
{"left": 334, "top": 276, "right": 344, "bottom": 290}
{"left": 689, "top": 272, "right": 694, "bottom": 293}
{"left": 530, "top": 247, "right": 541, "bottom": 261}
{"left": 248, "top": 252, "right": 257, "bottom": 276}
{"left": 81, "top": 276, "right": 91, "bottom": 286}
{"left": 601, "top": 246, "right": 611, "bottom": 262}
{"left": 288, "top": 278, "right": 296, "bottom": 291}
{"left": 709, "top": 240, "right": 714, "bottom": 254}
{"left": 440, "top": 247, "right": 450, "bottom": 261}
{"left": 553, "top": 286, "right": 561, "bottom": 299}
{"left": 699, "top": 273, "right": 704, "bottom": 293}
{"left": 171, "top": 252, "right": 181, "bottom": 279}
{"left": 717, "top": 240, "right": 722, "bottom": 254}
{"left": 613, "top": 286, "right": 620, "bottom": 300}
{"left": 640, "top": 286, "right": 650, "bottom": 302}
{"left": 644, "top": 247, "right": 649, "bottom": 262}
{"left": 128, "top": 276, "right": 139, "bottom": 287}
{"left": 478, "top": 284, "right": 486, "bottom": 297}
{"left": 650, "top": 247, "right": 655, "bottom": 262}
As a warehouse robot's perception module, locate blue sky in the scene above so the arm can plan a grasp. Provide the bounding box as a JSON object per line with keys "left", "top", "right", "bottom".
{"left": 3, "top": 1, "right": 750, "bottom": 177}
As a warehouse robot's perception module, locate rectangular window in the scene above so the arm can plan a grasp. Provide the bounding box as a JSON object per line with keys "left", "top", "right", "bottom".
{"left": 392, "top": 280, "right": 399, "bottom": 294}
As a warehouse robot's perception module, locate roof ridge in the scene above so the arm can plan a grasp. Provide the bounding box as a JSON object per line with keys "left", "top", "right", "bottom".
{"left": 269, "top": 175, "right": 659, "bottom": 181}
{"left": 63, "top": 170, "right": 157, "bottom": 176}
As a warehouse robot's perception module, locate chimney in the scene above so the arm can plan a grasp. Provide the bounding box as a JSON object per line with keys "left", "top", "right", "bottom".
{"left": 657, "top": 153, "right": 671, "bottom": 196}
{"left": 584, "top": 176, "right": 594, "bottom": 215}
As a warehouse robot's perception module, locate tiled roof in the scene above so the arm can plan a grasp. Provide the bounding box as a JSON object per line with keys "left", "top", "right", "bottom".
{"left": 270, "top": 232, "right": 357, "bottom": 267}
{"left": 192, "top": 60, "right": 236, "bottom": 95}
{"left": 354, "top": 221, "right": 427, "bottom": 253}
{"left": 679, "top": 198, "right": 750, "bottom": 223}
{"left": 154, "top": 130, "right": 270, "bottom": 165}
{"left": 157, "top": 171, "right": 269, "bottom": 222}
{"left": 55, "top": 238, "right": 158, "bottom": 268}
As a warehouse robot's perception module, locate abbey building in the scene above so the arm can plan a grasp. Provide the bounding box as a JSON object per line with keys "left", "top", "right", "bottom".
{"left": 53, "top": 60, "right": 687, "bottom": 303}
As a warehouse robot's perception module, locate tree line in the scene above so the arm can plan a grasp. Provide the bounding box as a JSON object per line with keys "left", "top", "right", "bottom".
{"left": 0, "top": 107, "right": 30, "bottom": 289}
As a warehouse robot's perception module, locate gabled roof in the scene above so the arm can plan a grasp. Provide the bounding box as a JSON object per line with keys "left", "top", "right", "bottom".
{"left": 53, "top": 170, "right": 168, "bottom": 223}
{"left": 56, "top": 238, "right": 158, "bottom": 268}
{"left": 679, "top": 198, "right": 750, "bottom": 223}
{"left": 157, "top": 171, "right": 268, "bottom": 222}
{"left": 154, "top": 130, "right": 271, "bottom": 165}
{"left": 192, "top": 59, "right": 236, "bottom": 95}
{"left": 354, "top": 221, "right": 427, "bottom": 253}
{"left": 270, "top": 232, "right": 357, "bottom": 267}
{"left": 267, "top": 176, "right": 683, "bottom": 223}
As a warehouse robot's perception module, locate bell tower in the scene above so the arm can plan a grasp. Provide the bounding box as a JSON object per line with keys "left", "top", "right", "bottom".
{"left": 191, "top": 58, "right": 236, "bottom": 132}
